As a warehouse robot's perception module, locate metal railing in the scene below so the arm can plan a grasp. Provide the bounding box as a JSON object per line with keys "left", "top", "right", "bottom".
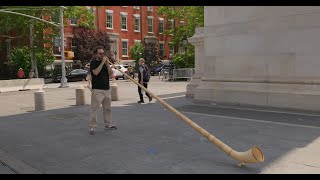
{"left": 159, "top": 68, "right": 194, "bottom": 81}
{"left": 159, "top": 69, "right": 170, "bottom": 81}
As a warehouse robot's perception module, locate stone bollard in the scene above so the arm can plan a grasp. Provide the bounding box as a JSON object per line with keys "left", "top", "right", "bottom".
{"left": 34, "top": 89, "right": 46, "bottom": 111}
{"left": 76, "top": 86, "right": 86, "bottom": 106}
{"left": 111, "top": 82, "right": 119, "bottom": 101}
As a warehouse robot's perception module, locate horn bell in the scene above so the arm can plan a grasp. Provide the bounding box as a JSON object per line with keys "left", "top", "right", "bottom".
{"left": 229, "top": 145, "right": 265, "bottom": 163}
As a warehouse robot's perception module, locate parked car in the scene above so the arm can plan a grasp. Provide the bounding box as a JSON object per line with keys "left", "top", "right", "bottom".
{"left": 150, "top": 64, "right": 170, "bottom": 76}
{"left": 110, "top": 65, "right": 128, "bottom": 80}
{"left": 53, "top": 69, "right": 88, "bottom": 83}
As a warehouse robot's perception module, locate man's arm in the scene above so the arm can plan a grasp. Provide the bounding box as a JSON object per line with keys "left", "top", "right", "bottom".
{"left": 92, "top": 57, "right": 108, "bottom": 76}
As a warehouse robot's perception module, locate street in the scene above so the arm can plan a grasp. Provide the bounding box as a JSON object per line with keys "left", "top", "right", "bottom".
{"left": 0, "top": 77, "right": 320, "bottom": 173}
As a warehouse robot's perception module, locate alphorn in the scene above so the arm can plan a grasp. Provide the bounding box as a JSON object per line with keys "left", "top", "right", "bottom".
{"left": 108, "top": 61, "right": 265, "bottom": 167}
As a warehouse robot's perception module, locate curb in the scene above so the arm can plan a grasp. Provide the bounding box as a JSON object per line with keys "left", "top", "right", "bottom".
{"left": 0, "top": 148, "right": 44, "bottom": 174}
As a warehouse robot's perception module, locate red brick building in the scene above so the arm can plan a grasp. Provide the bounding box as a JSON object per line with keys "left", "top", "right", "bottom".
{"left": 90, "top": 6, "right": 183, "bottom": 66}
{"left": 1, "top": 6, "right": 184, "bottom": 69}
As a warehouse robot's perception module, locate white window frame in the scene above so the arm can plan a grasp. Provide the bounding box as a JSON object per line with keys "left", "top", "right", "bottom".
{"left": 159, "top": 18, "right": 164, "bottom": 34}
{"left": 147, "top": 6, "right": 153, "bottom": 11}
{"left": 159, "top": 41, "right": 165, "bottom": 57}
{"left": 169, "top": 19, "right": 174, "bottom": 29}
{"left": 169, "top": 19, "right": 174, "bottom": 35}
{"left": 133, "top": 6, "right": 140, "bottom": 9}
{"left": 86, "top": 7, "right": 96, "bottom": 28}
{"left": 120, "top": 12, "right": 128, "bottom": 31}
{"left": 71, "top": 38, "right": 77, "bottom": 51}
{"left": 70, "top": 17, "right": 77, "bottom": 26}
{"left": 134, "top": 39, "right": 141, "bottom": 44}
{"left": 122, "top": 6, "right": 128, "bottom": 8}
{"left": 106, "top": 10, "right": 113, "bottom": 29}
{"left": 180, "top": 20, "right": 185, "bottom": 26}
{"left": 122, "top": 39, "right": 129, "bottom": 57}
{"left": 147, "top": 16, "right": 154, "bottom": 33}
{"left": 169, "top": 43, "right": 174, "bottom": 56}
{"left": 52, "top": 37, "right": 67, "bottom": 55}
{"left": 133, "top": 14, "right": 140, "bottom": 32}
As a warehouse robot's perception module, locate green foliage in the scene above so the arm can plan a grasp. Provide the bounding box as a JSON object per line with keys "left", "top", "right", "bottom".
{"left": 130, "top": 43, "right": 145, "bottom": 65}
{"left": 173, "top": 51, "right": 195, "bottom": 69}
{"left": 157, "top": 6, "right": 203, "bottom": 68}
{"left": 158, "top": 6, "right": 203, "bottom": 48}
{"left": 0, "top": 6, "right": 94, "bottom": 56}
{"left": 9, "top": 46, "right": 55, "bottom": 77}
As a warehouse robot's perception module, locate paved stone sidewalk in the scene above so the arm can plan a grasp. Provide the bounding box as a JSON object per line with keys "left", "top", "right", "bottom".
{"left": 0, "top": 77, "right": 319, "bottom": 173}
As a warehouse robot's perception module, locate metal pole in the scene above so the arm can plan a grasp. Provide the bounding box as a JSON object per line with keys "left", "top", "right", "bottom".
{"left": 59, "top": 6, "right": 68, "bottom": 88}
{"left": 30, "top": 20, "right": 35, "bottom": 75}
{"left": 30, "top": 19, "right": 38, "bottom": 78}
{"left": 0, "top": 10, "right": 59, "bottom": 27}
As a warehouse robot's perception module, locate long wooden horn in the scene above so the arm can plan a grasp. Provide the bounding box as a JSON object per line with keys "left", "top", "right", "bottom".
{"left": 109, "top": 61, "right": 265, "bottom": 166}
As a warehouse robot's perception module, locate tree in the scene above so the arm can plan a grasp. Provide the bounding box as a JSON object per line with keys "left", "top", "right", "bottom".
{"left": 130, "top": 43, "right": 145, "bottom": 67}
{"left": 143, "top": 42, "right": 162, "bottom": 70}
{"left": 158, "top": 6, "right": 204, "bottom": 68}
{"left": 73, "top": 26, "right": 113, "bottom": 67}
{"left": 9, "top": 46, "right": 55, "bottom": 78}
{"left": 0, "top": 6, "right": 94, "bottom": 47}
{"left": 0, "top": 6, "right": 95, "bottom": 78}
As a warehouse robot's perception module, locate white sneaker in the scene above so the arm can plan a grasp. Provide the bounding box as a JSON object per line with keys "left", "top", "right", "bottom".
{"left": 89, "top": 128, "right": 96, "bottom": 135}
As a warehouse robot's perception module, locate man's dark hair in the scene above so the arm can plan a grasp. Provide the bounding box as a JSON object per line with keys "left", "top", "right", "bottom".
{"left": 93, "top": 46, "right": 104, "bottom": 55}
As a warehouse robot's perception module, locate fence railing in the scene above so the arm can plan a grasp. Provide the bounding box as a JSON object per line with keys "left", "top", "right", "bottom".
{"left": 159, "top": 68, "right": 194, "bottom": 81}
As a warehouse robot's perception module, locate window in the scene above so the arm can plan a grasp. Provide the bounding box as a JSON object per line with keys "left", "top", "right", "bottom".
{"left": 159, "top": 18, "right": 164, "bottom": 34}
{"left": 147, "top": 6, "right": 153, "bottom": 11}
{"left": 159, "top": 42, "right": 164, "bottom": 57}
{"left": 71, "top": 38, "right": 77, "bottom": 52}
{"left": 169, "top": 44, "right": 174, "bottom": 56}
{"left": 168, "top": 19, "right": 174, "bottom": 30}
{"left": 121, "top": 12, "right": 128, "bottom": 30}
{"left": 147, "top": 16, "right": 153, "bottom": 33}
{"left": 122, "top": 40, "right": 128, "bottom": 56}
{"left": 106, "top": 10, "right": 113, "bottom": 29}
{"left": 52, "top": 37, "right": 66, "bottom": 55}
{"left": 86, "top": 7, "right": 96, "bottom": 27}
{"left": 180, "top": 21, "right": 184, "bottom": 26}
{"left": 70, "top": 17, "right": 77, "bottom": 25}
{"left": 133, "top": 6, "right": 140, "bottom": 9}
{"left": 51, "top": 12, "right": 59, "bottom": 23}
{"left": 134, "top": 14, "right": 140, "bottom": 32}
{"left": 134, "top": 40, "right": 141, "bottom": 44}
{"left": 122, "top": 6, "right": 128, "bottom": 8}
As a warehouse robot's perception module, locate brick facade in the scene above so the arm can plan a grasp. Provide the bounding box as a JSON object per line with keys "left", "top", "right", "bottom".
{"left": 1, "top": 6, "right": 183, "bottom": 66}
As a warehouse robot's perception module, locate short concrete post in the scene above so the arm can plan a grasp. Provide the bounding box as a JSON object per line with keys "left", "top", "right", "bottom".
{"left": 111, "top": 82, "right": 119, "bottom": 101}
{"left": 34, "top": 89, "right": 46, "bottom": 111}
{"left": 76, "top": 86, "right": 85, "bottom": 106}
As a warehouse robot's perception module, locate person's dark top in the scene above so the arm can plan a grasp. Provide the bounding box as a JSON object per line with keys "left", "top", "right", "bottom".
{"left": 138, "top": 64, "right": 151, "bottom": 83}
{"left": 90, "top": 58, "right": 110, "bottom": 90}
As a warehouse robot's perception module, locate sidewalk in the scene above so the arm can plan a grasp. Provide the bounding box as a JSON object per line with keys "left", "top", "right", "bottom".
{"left": 0, "top": 77, "right": 319, "bottom": 173}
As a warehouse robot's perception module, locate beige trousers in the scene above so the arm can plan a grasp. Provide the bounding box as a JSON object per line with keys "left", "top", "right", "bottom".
{"left": 90, "top": 89, "right": 112, "bottom": 128}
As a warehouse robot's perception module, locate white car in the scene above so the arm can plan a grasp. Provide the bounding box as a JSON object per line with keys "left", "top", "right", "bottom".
{"left": 110, "top": 64, "right": 128, "bottom": 80}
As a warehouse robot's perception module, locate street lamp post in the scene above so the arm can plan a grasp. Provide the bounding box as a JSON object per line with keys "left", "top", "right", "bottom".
{"left": 59, "top": 6, "right": 68, "bottom": 88}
